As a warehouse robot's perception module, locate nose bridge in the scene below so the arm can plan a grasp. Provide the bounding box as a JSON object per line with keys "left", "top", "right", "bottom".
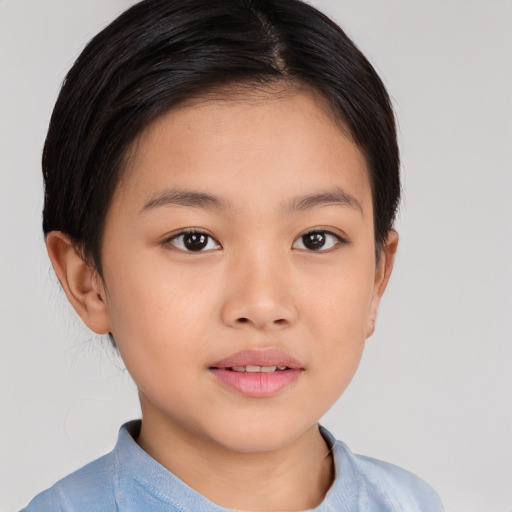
{"left": 221, "top": 241, "right": 297, "bottom": 330}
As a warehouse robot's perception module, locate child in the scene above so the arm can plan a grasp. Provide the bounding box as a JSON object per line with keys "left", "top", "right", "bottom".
{"left": 23, "top": 0, "right": 444, "bottom": 510}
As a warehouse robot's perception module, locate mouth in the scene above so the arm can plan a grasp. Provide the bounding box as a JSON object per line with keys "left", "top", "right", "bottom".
{"left": 209, "top": 349, "right": 304, "bottom": 398}
{"left": 212, "top": 364, "right": 292, "bottom": 373}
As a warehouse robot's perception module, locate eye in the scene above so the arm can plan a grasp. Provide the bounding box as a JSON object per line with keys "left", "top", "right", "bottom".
{"left": 164, "top": 230, "right": 221, "bottom": 252}
{"left": 292, "top": 230, "right": 345, "bottom": 251}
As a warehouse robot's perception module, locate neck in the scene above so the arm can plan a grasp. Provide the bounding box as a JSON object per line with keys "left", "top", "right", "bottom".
{"left": 137, "top": 404, "right": 334, "bottom": 511}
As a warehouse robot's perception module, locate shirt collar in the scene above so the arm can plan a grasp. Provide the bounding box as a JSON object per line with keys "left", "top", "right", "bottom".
{"left": 114, "top": 420, "right": 354, "bottom": 512}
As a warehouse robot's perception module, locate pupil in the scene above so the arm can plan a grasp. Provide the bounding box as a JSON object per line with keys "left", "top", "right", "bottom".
{"left": 184, "top": 233, "right": 207, "bottom": 251}
{"left": 303, "top": 232, "right": 325, "bottom": 250}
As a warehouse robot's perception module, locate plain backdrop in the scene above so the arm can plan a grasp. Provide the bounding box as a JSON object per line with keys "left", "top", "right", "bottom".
{"left": 0, "top": 1, "right": 511, "bottom": 511}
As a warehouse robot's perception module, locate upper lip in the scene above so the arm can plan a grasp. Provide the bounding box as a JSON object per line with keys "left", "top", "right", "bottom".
{"left": 210, "top": 349, "right": 304, "bottom": 370}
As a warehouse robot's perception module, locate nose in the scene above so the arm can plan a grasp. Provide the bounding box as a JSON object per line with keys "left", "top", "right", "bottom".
{"left": 220, "top": 248, "right": 299, "bottom": 331}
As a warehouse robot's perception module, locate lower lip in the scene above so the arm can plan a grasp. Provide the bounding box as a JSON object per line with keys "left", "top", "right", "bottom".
{"left": 210, "top": 368, "right": 302, "bottom": 398}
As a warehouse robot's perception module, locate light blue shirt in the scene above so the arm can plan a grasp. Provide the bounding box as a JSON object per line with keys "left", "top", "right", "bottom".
{"left": 22, "top": 420, "right": 444, "bottom": 512}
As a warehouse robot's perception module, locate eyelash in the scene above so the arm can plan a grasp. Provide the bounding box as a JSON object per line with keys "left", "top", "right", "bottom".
{"left": 162, "top": 228, "right": 347, "bottom": 253}
{"left": 163, "top": 229, "right": 221, "bottom": 252}
{"left": 292, "top": 230, "right": 347, "bottom": 252}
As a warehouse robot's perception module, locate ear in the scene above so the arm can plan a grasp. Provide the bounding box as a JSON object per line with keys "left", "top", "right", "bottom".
{"left": 366, "top": 229, "right": 399, "bottom": 338}
{"left": 46, "top": 231, "right": 111, "bottom": 334}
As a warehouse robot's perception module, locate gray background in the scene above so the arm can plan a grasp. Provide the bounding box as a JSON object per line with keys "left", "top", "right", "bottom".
{"left": 1, "top": 1, "right": 511, "bottom": 511}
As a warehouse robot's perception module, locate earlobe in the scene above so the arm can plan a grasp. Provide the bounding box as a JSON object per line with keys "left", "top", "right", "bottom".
{"left": 366, "top": 229, "right": 399, "bottom": 338}
{"left": 46, "top": 231, "right": 111, "bottom": 334}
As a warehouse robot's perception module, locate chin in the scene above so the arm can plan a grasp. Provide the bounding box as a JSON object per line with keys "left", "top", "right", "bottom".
{"left": 199, "top": 410, "right": 318, "bottom": 454}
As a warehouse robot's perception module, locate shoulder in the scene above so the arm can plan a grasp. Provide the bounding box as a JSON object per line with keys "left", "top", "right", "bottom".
{"left": 352, "top": 451, "right": 445, "bottom": 511}
{"left": 322, "top": 428, "right": 444, "bottom": 512}
{"left": 21, "top": 452, "right": 117, "bottom": 512}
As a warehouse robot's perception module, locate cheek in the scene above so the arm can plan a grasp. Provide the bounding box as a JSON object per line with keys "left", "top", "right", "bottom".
{"left": 102, "top": 256, "right": 218, "bottom": 370}
{"left": 299, "top": 251, "right": 375, "bottom": 379}
{"left": 300, "top": 252, "right": 376, "bottom": 330}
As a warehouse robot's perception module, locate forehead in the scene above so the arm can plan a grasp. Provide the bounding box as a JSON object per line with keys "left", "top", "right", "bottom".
{"left": 116, "top": 86, "right": 372, "bottom": 216}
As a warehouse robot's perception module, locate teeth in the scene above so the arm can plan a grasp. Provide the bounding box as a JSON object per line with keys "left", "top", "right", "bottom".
{"left": 278, "top": 365, "right": 288, "bottom": 371}
{"left": 230, "top": 365, "right": 279, "bottom": 373}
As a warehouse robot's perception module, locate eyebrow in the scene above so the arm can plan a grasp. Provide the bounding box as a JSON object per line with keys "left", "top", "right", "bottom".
{"left": 140, "top": 189, "right": 229, "bottom": 214}
{"left": 140, "top": 186, "right": 363, "bottom": 215}
{"left": 283, "top": 187, "right": 363, "bottom": 215}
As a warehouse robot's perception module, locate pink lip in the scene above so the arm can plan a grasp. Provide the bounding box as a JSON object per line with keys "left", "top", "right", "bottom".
{"left": 209, "top": 349, "right": 304, "bottom": 398}
{"left": 211, "top": 349, "right": 303, "bottom": 369}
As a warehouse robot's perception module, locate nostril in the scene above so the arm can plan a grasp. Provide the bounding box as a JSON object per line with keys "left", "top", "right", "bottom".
{"left": 234, "top": 317, "right": 288, "bottom": 327}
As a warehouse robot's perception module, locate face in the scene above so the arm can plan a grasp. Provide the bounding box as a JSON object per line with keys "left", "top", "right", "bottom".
{"left": 96, "top": 87, "right": 395, "bottom": 453}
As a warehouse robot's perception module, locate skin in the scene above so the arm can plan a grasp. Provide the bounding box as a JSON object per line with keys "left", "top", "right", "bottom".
{"left": 47, "top": 85, "right": 398, "bottom": 511}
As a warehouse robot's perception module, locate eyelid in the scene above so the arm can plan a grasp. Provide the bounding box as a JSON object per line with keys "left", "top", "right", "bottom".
{"left": 161, "top": 227, "right": 347, "bottom": 252}
{"left": 162, "top": 228, "right": 222, "bottom": 252}
{"left": 292, "top": 228, "right": 348, "bottom": 251}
